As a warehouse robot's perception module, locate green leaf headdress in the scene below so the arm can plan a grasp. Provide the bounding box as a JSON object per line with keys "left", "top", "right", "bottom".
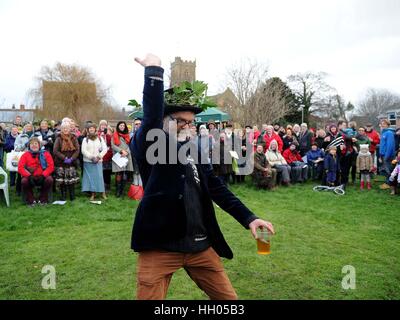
{"left": 163, "top": 80, "right": 217, "bottom": 115}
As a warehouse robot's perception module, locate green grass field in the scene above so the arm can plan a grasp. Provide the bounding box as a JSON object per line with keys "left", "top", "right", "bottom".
{"left": 0, "top": 177, "right": 399, "bottom": 300}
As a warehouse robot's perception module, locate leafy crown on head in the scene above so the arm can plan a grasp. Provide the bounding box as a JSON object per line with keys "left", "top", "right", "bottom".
{"left": 164, "top": 80, "right": 217, "bottom": 111}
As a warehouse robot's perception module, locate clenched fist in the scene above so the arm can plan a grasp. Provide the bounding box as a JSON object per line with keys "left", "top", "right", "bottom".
{"left": 134, "top": 53, "right": 161, "bottom": 67}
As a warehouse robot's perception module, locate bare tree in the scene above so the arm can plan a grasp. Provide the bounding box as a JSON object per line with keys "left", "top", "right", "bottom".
{"left": 287, "top": 72, "right": 334, "bottom": 123}
{"left": 356, "top": 88, "right": 400, "bottom": 124}
{"left": 223, "top": 60, "right": 294, "bottom": 126}
{"left": 316, "top": 94, "right": 355, "bottom": 122}
{"left": 246, "top": 78, "right": 293, "bottom": 126}
{"left": 30, "top": 62, "right": 123, "bottom": 126}
{"left": 222, "top": 59, "right": 269, "bottom": 124}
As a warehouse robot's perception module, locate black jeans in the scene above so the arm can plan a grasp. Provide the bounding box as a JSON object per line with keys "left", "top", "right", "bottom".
{"left": 340, "top": 154, "right": 351, "bottom": 185}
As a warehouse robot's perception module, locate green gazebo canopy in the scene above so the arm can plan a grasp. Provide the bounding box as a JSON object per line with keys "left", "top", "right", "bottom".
{"left": 194, "top": 107, "right": 231, "bottom": 123}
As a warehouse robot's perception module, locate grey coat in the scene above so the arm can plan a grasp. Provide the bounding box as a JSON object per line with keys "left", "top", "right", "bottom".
{"left": 111, "top": 138, "right": 133, "bottom": 172}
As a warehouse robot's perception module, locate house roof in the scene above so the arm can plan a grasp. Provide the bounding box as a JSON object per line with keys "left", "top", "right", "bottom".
{"left": 0, "top": 109, "right": 35, "bottom": 123}
{"left": 377, "top": 109, "right": 400, "bottom": 119}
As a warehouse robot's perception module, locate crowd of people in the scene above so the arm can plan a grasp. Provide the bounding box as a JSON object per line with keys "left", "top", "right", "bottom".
{"left": 0, "top": 114, "right": 399, "bottom": 207}
{"left": 187, "top": 118, "right": 400, "bottom": 194}
{"left": 0, "top": 116, "right": 142, "bottom": 206}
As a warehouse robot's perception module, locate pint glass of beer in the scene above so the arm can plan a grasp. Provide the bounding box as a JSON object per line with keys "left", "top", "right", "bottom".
{"left": 256, "top": 228, "right": 271, "bottom": 255}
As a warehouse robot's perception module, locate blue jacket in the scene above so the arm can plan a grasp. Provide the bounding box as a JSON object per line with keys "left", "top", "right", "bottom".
{"left": 4, "top": 133, "right": 18, "bottom": 153}
{"left": 379, "top": 128, "right": 395, "bottom": 160}
{"left": 324, "top": 154, "right": 339, "bottom": 172}
{"left": 130, "top": 66, "right": 257, "bottom": 259}
{"left": 306, "top": 149, "right": 325, "bottom": 165}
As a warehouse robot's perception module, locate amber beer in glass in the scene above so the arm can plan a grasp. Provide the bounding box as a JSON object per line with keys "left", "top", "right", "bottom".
{"left": 257, "top": 229, "right": 271, "bottom": 255}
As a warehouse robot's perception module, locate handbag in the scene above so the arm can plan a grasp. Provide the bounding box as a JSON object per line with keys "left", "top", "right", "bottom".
{"left": 128, "top": 184, "right": 144, "bottom": 200}
{"left": 6, "top": 150, "right": 25, "bottom": 172}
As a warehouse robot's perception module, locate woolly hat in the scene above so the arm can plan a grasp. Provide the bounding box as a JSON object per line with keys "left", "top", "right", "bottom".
{"left": 329, "top": 124, "right": 338, "bottom": 131}
{"left": 84, "top": 121, "right": 94, "bottom": 129}
{"left": 360, "top": 144, "right": 369, "bottom": 151}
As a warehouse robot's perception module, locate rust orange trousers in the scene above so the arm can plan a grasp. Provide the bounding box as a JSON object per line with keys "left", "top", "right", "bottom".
{"left": 136, "top": 247, "right": 238, "bottom": 300}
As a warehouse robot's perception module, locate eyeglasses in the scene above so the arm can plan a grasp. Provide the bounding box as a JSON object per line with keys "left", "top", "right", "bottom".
{"left": 169, "top": 115, "right": 194, "bottom": 126}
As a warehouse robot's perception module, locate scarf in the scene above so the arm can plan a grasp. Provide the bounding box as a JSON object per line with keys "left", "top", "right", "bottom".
{"left": 30, "top": 150, "right": 48, "bottom": 170}
{"left": 113, "top": 131, "right": 130, "bottom": 146}
{"left": 60, "top": 133, "right": 76, "bottom": 152}
{"left": 87, "top": 132, "right": 98, "bottom": 141}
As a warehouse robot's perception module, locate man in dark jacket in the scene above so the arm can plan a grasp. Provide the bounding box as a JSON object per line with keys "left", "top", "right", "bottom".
{"left": 130, "top": 54, "right": 274, "bottom": 300}
{"left": 34, "top": 120, "right": 55, "bottom": 153}
{"left": 298, "top": 123, "right": 313, "bottom": 156}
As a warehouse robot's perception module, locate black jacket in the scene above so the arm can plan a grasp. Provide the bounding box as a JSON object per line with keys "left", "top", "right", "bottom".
{"left": 298, "top": 130, "right": 313, "bottom": 155}
{"left": 130, "top": 66, "right": 257, "bottom": 259}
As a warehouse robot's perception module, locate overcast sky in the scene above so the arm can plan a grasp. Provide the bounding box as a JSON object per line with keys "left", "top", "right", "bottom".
{"left": 0, "top": 0, "right": 399, "bottom": 110}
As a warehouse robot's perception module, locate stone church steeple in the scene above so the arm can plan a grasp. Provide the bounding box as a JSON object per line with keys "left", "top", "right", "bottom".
{"left": 170, "top": 57, "right": 196, "bottom": 87}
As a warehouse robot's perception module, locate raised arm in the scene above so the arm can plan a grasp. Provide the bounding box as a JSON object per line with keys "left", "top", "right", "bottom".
{"left": 130, "top": 54, "right": 164, "bottom": 162}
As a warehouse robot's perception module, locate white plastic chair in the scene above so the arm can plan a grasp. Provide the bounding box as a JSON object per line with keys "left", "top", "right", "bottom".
{"left": 0, "top": 166, "right": 10, "bottom": 207}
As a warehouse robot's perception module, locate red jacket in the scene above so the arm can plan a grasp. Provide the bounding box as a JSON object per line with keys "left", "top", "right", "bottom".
{"left": 282, "top": 148, "right": 302, "bottom": 164}
{"left": 98, "top": 132, "right": 113, "bottom": 162}
{"left": 366, "top": 130, "right": 380, "bottom": 154}
{"left": 18, "top": 151, "right": 55, "bottom": 178}
{"left": 263, "top": 133, "right": 283, "bottom": 152}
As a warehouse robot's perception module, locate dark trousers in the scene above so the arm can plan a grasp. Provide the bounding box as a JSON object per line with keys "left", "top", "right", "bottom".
{"left": 21, "top": 176, "right": 53, "bottom": 204}
{"left": 310, "top": 163, "right": 323, "bottom": 180}
{"left": 103, "top": 169, "right": 112, "bottom": 186}
{"left": 350, "top": 152, "right": 358, "bottom": 183}
{"left": 0, "top": 147, "right": 3, "bottom": 168}
{"left": 340, "top": 155, "right": 351, "bottom": 185}
{"left": 16, "top": 173, "right": 22, "bottom": 195}
{"left": 9, "top": 171, "right": 16, "bottom": 186}
{"left": 219, "top": 174, "right": 230, "bottom": 185}
{"left": 381, "top": 158, "right": 394, "bottom": 184}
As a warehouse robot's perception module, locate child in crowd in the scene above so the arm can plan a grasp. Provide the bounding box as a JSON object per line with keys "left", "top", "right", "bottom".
{"left": 389, "top": 149, "right": 400, "bottom": 195}
{"left": 356, "top": 144, "right": 374, "bottom": 190}
{"left": 324, "top": 145, "right": 339, "bottom": 186}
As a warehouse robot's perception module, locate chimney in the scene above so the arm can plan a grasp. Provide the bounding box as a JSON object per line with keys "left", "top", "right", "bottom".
{"left": 20, "top": 104, "right": 25, "bottom": 110}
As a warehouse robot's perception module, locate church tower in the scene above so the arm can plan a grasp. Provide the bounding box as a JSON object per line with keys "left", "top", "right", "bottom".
{"left": 170, "top": 57, "right": 196, "bottom": 87}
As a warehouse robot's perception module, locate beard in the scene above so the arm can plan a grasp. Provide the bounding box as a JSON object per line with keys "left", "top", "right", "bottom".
{"left": 177, "top": 128, "right": 191, "bottom": 142}
{"left": 163, "top": 117, "right": 191, "bottom": 142}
